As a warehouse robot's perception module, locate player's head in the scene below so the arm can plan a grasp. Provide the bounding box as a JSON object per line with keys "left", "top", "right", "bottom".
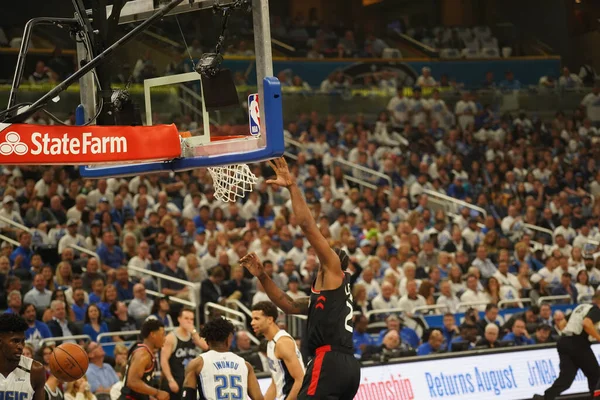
{"left": 0, "top": 313, "right": 28, "bottom": 362}
{"left": 178, "top": 308, "right": 195, "bottom": 327}
{"left": 250, "top": 301, "right": 279, "bottom": 336}
{"left": 140, "top": 318, "right": 166, "bottom": 349}
{"left": 334, "top": 248, "right": 350, "bottom": 270}
{"left": 201, "top": 317, "right": 235, "bottom": 349}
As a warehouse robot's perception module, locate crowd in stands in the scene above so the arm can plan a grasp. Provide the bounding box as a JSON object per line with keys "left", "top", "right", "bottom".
{"left": 408, "top": 25, "right": 506, "bottom": 58}
{"left": 5, "top": 46, "right": 600, "bottom": 398}
{"left": 269, "top": 12, "right": 399, "bottom": 59}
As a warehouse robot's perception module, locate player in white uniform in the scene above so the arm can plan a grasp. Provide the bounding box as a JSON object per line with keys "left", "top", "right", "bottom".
{"left": 0, "top": 314, "right": 45, "bottom": 400}
{"left": 251, "top": 302, "right": 305, "bottom": 400}
{"left": 181, "top": 318, "right": 263, "bottom": 400}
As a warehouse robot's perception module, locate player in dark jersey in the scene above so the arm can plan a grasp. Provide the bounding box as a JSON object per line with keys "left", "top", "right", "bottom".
{"left": 241, "top": 157, "right": 361, "bottom": 400}
{"left": 120, "top": 319, "right": 169, "bottom": 400}
{"left": 160, "top": 309, "right": 205, "bottom": 400}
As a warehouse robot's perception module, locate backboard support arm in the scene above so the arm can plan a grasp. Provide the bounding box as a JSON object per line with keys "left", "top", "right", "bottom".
{"left": 2, "top": 0, "right": 186, "bottom": 124}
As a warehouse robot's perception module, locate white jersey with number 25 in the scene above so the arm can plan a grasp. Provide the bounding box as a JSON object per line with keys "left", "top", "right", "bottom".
{"left": 198, "top": 350, "right": 249, "bottom": 400}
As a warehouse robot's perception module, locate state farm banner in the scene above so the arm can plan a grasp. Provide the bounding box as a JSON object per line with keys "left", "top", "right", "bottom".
{"left": 258, "top": 344, "right": 600, "bottom": 399}
{"left": 0, "top": 123, "right": 182, "bottom": 164}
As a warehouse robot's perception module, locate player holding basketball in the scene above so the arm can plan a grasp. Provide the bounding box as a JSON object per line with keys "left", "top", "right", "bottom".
{"left": 181, "top": 318, "right": 263, "bottom": 400}
{"left": 0, "top": 313, "right": 45, "bottom": 400}
{"left": 120, "top": 319, "right": 169, "bottom": 400}
{"left": 241, "top": 157, "right": 361, "bottom": 399}
{"left": 251, "top": 301, "right": 305, "bottom": 400}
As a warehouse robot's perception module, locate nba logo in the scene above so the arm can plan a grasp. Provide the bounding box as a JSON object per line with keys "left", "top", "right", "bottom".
{"left": 248, "top": 94, "right": 261, "bottom": 136}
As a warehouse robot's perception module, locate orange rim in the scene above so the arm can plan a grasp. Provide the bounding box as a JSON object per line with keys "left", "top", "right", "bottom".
{"left": 210, "top": 135, "right": 251, "bottom": 142}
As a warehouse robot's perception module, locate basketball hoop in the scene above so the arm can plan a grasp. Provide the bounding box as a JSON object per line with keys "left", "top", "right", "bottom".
{"left": 207, "top": 164, "right": 258, "bottom": 202}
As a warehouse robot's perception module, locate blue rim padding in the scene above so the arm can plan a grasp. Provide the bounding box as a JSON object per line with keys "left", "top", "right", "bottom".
{"left": 79, "top": 76, "right": 284, "bottom": 178}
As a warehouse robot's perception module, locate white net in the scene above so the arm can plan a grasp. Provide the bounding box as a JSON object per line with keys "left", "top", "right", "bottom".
{"left": 207, "top": 164, "right": 259, "bottom": 202}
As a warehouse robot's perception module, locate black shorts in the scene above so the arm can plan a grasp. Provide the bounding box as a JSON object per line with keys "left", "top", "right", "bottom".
{"left": 298, "top": 345, "right": 361, "bottom": 400}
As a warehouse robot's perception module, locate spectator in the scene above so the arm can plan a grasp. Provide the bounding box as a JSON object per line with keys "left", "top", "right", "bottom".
{"left": 533, "top": 324, "right": 555, "bottom": 344}
{"left": 398, "top": 280, "right": 426, "bottom": 317}
{"left": 64, "top": 377, "right": 96, "bottom": 400}
{"left": 503, "top": 318, "right": 534, "bottom": 346}
{"left": 4, "top": 290, "right": 22, "bottom": 315}
{"left": 71, "top": 288, "right": 88, "bottom": 322}
{"left": 147, "top": 297, "right": 174, "bottom": 328}
{"left": 362, "top": 330, "right": 414, "bottom": 361}
{"left": 108, "top": 301, "right": 137, "bottom": 341}
{"left": 416, "top": 67, "right": 437, "bottom": 88}
{"left": 46, "top": 300, "right": 82, "bottom": 342}
{"left": 161, "top": 248, "right": 190, "bottom": 300}
{"left": 222, "top": 265, "right": 252, "bottom": 306}
{"left": 352, "top": 314, "right": 375, "bottom": 358}
{"left": 376, "top": 315, "right": 420, "bottom": 349}
{"left": 85, "top": 342, "right": 120, "bottom": 395}
{"left": 439, "top": 313, "right": 459, "bottom": 348}
{"left": 285, "top": 275, "right": 304, "bottom": 300}
{"left": 454, "top": 92, "right": 476, "bottom": 131}
{"left": 97, "top": 231, "right": 125, "bottom": 270}
{"left": 498, "top": 71, "right": 522, "bottom": 90}
{"left": 449, "top": 323, "right": 478, "bottom": 351}
{"left": 417, "top": 330, "right": 444, "bottom": 356}
{"left": 579, "top": 59, "right": 598, "bottom": 86}
{"left": 0, "top": 196, "right": 24, "bottom": 235}
{"left": 58, "top": 219, "right": 86, "bottom": 254}
{"left": 114, "top": 267, "right": 134, "bottom": 301}
{"left": 471, "top": 245, "right": 498, "bottom": 279}
{"left": 371, "top": 281, "right": 399, "bottom": 312}
{"left": 10, "top": 231, "right": 33, "bottom": 271}
{"left": 128, "top": 283, "right": 153, "bottom": 321}
{"left": 83, "top": 304, "right": 109, "bottom": 343}
{"left": 558, "top": 67, "right": 582, "bottom": 89}
{"left": 475, "top": 323, "right": 502, "bottom": 349}
{"left": 460, "top": 274, "right": 489, "bottom": 311}
{"left": 200, "top": 266, "right": 226, "bottom": 317}
{"left": 551, "top": 272, "right": 578, "bottom": 303}
{"left": 24, "top": 274, "right": 53, "bottom": 313}
{"left": 387, "top": 87, "right": 411, "bottom": 128}
{"left": 476, "top": 303, "right": 501, "bottom": 336}
{"left": 581, "top": 85, "right": 600, "bottom": 125}
{"left": 20, "top": 303, "right": 52, "bottom": 350}
{"left": 436, "top": 279, "right": 460, "bottom": 313}
{"left": 28, "top": 61, "right": 53, "bottom": 84}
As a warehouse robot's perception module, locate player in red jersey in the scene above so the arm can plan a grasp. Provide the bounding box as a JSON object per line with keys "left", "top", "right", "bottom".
{"left": 241, "top": 157, "right": 360, "bottom": 399}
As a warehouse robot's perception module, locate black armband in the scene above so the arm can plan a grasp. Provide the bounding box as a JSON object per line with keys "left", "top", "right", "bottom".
{"left": 182, "top": 387, "right": 198, "bottom": 400}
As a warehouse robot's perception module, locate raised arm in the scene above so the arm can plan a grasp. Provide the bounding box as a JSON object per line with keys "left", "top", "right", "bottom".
{"left": 267, "top": 158, "right": 341, "bottom": 274}
{"left": 240, "top": 253, "right": 309, "bottom": 315}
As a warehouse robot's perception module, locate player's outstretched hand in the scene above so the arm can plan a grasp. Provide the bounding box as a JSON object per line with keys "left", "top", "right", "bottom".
{"left": 156, "top": 390, "right": 170, "bottom": 400}
{"left": 266, "top": 157, "right": 295, "bottom": 188}
{"left": 240, "top": 252, "right": 265, "bottom": 279}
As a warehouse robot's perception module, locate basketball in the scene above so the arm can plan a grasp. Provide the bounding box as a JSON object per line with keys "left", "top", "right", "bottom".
{"left": 49, "top": 343, "right": 89, "bottom": 382}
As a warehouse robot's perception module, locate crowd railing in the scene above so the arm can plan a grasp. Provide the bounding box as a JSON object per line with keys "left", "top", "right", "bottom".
{"left": 422, "top": 189, "right": 487, "bottom": 218}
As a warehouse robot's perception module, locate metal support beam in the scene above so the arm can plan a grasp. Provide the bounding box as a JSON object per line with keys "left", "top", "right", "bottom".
{"left": 106, "top": 0, "right": 235, "bottom": 24}
{"left": 7, "top": 17, "right": 80, "bottom": 109}
{"left": 4, "top": 0, "right": 186, "bottom": 123}
{"left": 252, "top": 0, "right": 273, "bottom": 148}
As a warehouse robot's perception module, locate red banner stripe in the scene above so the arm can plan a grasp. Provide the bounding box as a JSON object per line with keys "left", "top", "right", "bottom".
{"left": 0, "top": 123, "right": 182, "bottom": 165}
